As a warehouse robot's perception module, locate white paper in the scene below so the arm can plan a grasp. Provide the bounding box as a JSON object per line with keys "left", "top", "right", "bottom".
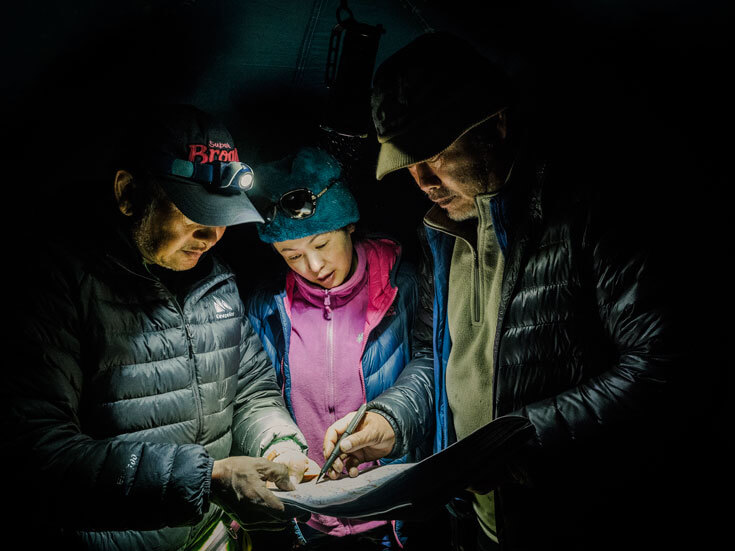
{"left": 276, "top": 464, "right": 413, "bottom": 513}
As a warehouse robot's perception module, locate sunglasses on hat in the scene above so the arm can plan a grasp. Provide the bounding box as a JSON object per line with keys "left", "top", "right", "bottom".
{"left": 261, "top": 177, "right": 340, "bottom": 223}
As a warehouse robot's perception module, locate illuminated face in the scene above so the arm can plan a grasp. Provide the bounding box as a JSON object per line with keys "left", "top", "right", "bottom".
{"left": 132, "top": 199, "right": 226, "bottom": 271}
{"left": 406, "top": 116, "right": 509, "bottom": 221}
{"left": 274, "top": 226, "right": 356, "bottom": 289}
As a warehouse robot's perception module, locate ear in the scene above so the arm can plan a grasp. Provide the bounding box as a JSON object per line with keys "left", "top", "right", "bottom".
{"left": 346, "top": 223, "right": 356, "bottom": 235}
{"left": 114, "top": 170, "right": 135, "bottom": 216}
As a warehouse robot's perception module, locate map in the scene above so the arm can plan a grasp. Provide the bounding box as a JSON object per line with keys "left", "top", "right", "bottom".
{"left": 273, "top": 414, "right": 535, "bottom": 519}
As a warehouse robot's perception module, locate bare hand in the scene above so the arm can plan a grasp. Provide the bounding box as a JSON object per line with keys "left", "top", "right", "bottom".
{"left": 322, "top": 410, "right": 395, "bottom": 479}
{"left": 269, "top": 450, "right": 313, "bottom": 487}
{"left": 210, "top": 456, "right": 293, "bottom": 522}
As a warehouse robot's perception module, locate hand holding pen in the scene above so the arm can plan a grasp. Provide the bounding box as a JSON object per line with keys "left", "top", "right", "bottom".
{"left": 320, "top": 405, "right": 397, "bottom": 481}
{"left": 316, "top": 404, "right": 367, "bottom": 483}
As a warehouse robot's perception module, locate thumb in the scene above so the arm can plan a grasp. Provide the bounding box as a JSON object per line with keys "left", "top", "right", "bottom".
{"left": 340, "top": 429, "right": 373, "bottom": 453}
{"left": 323, "top": 411, "right": 359, "bottom": 458}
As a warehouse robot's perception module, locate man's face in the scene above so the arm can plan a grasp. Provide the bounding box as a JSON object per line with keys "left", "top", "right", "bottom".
{"left": 406, "top": 117, "right": 509, "bottom": 221}
{"left": 133, "top": 198, "right": 226, "bottom": 271}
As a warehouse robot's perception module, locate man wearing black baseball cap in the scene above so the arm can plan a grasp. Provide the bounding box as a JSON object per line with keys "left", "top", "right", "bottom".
{"left": 7, "top": 104, "right": 312, "bottom": 550}
{"left": 114, "top": 104, "right": 265, "bottom": 272}
{"left": 324, "top": 32, "right": 687, "bottom": 551}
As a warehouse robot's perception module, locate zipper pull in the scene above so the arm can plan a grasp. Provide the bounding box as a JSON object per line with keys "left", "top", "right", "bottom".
{"left": 323, "top": 291, "right": 332, "bottom": 320}
{"left": 185, "top": 323, "right": 194, "bottom": 358}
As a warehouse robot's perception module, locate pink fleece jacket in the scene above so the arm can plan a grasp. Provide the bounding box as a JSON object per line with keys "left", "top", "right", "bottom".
{"left": 285, "top": 239, "right": 397, "bottom": 537}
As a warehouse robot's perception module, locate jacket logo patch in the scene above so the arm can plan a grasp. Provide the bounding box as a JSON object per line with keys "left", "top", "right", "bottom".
{"left": 213, "top": 297, "right": 235, "bottom": 320}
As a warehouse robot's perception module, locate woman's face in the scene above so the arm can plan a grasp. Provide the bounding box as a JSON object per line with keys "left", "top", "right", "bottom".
{"left": 274, "top": 226, "right": 356, "bottom": 289}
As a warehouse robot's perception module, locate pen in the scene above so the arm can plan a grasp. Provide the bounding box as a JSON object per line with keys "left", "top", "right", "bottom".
{"left": 316, "top": 403, "right": 368, "bottom": 484}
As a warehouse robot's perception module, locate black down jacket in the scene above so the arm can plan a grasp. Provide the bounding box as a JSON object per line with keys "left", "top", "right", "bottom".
{"left": 372, "top": 156, "right": 691, "bottom": 550}
{"left": 5, "top": 229, "right": 304, "bottom": 550}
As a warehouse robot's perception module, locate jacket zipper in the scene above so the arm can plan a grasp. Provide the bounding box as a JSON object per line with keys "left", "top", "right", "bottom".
{"left": 105, "top": 255, "right": 232, "bottom": 445}
{"left": 324, "top": 290, "right": 336, "bottom": 421}
{"left": 472, "top": 249, "right": 481, "bottom": 324}
{"left": 450, "top": 236, "right": 481, "bottom": 324}
{"left": 138, "top": 262, "right": 205, "bottom": 443}
{"left": 275, "top": 296, "right": 297, "bottom": 417}
{"left": 172, "top": 299, "right": 204, "bottom": 443}
{"left": 184, "top": 323, "right": 194, "bottom": 358}
{"left": 423, "top": 218, "right": 482, "bottom": 324}
{"left": 489, "top": 164, "right": 546, "bottom": 419}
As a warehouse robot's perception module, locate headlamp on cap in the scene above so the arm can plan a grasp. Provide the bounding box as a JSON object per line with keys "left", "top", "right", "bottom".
{"left": 153, "top": 154, "right": 254, "bottom": 195}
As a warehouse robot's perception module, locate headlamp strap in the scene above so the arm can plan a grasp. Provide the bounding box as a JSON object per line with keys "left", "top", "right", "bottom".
{"left": 154, "top": 155, "right": 214, "bottom": 184}
{"left": 149, "top": 154, "right": 253, "bottom": 196}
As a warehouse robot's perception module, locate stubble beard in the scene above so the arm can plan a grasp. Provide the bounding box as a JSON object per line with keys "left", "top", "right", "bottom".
{"left": 131, "top": 205, "right": 183, "bottom": 271}
{"left": 445, "top": 170, "right": 501, "bottom": 223}
{"left": 446, "top": 199, "right": 479, "bottom": 222}
{"left": 446, "top": 144, "right": 509, "bottom": 221}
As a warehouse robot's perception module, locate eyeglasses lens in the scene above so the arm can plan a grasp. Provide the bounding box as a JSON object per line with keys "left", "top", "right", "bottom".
{"left": 280, "top": 190, "right": 315, "bottom": 219}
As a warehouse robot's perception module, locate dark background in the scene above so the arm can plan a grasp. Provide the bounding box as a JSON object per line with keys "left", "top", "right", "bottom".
{"left": 4, "top": 0, "right": 732, "bottom": 264}
{"left": 2, "top": 0, "right": 732, "bottom": 542}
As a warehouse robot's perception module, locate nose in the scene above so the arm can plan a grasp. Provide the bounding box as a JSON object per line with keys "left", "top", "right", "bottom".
{"left": 194, "top": 226, "right": 225, "bottom": 246}
{"left": 306, "top": 252, "right": 325, "bottom": 275}
{"left": 408, "top": 162, "right": 441, "bottom": 192}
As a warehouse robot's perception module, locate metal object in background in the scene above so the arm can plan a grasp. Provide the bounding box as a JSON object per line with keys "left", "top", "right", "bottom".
{"left": 321, "top": 1, "right": 384, "bottom": 138}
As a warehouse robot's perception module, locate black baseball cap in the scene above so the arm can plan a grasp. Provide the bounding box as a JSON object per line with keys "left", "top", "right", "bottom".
{"left": 371, "top": 32, "right": 515, "bottom": 180}
{"left": 133, "top": 104, "right": 263, "bottom": 226}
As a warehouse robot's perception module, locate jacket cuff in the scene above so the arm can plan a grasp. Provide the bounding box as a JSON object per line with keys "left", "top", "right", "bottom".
{"left": 262, "top": 439, "right": 306, "bottom": 460}
{"left": 203, "top": 456, "right": 216, "bottom": 510}
{"left": 366, "top": 402, "right": 403, "bottom": 459}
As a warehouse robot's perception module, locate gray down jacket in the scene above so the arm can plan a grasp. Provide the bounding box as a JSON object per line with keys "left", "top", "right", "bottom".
{"left": 6, "top": 227, "right": 305, "bottom": 550}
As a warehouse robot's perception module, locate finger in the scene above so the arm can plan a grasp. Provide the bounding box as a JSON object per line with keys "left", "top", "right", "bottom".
{"left": 260, "top": 461, "right": 294, "bottom": 491}
{"left": 259, "top": 459, "right": 290, "bottom": 477}
{"left": 292, "top": 456, "right": 308, "bottom": 483}
{"left": 344, "top": 455, "right": 361, "bottom": 478}
{"left": 274, "top": 476, "right": 295, "bottom": 492}
{"left": 329, "top": 456, "right": 344, "bottom": 477}
{"left": 241, "top": 482, "right": 286, "bottom": 513}
{"left": 323, "top": 443, "right": 333, "bottom": 460}
{"left": 254, "top": 487, "right": 286, "bottom": 512}
{"left": 322, "top": 413, "right": 355, "bottom": 459}
{"left": 328, "top": 454, "right": 350, "bottom": 479}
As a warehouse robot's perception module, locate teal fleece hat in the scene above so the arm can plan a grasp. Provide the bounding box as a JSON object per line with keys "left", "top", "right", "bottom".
{"left": 255, "top": 147, "right": 360, "bottom": 243}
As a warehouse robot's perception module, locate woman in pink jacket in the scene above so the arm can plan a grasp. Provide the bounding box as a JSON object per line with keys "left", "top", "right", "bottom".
{"left": 246, "top": 147, "right": 426, "bottom": 550}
